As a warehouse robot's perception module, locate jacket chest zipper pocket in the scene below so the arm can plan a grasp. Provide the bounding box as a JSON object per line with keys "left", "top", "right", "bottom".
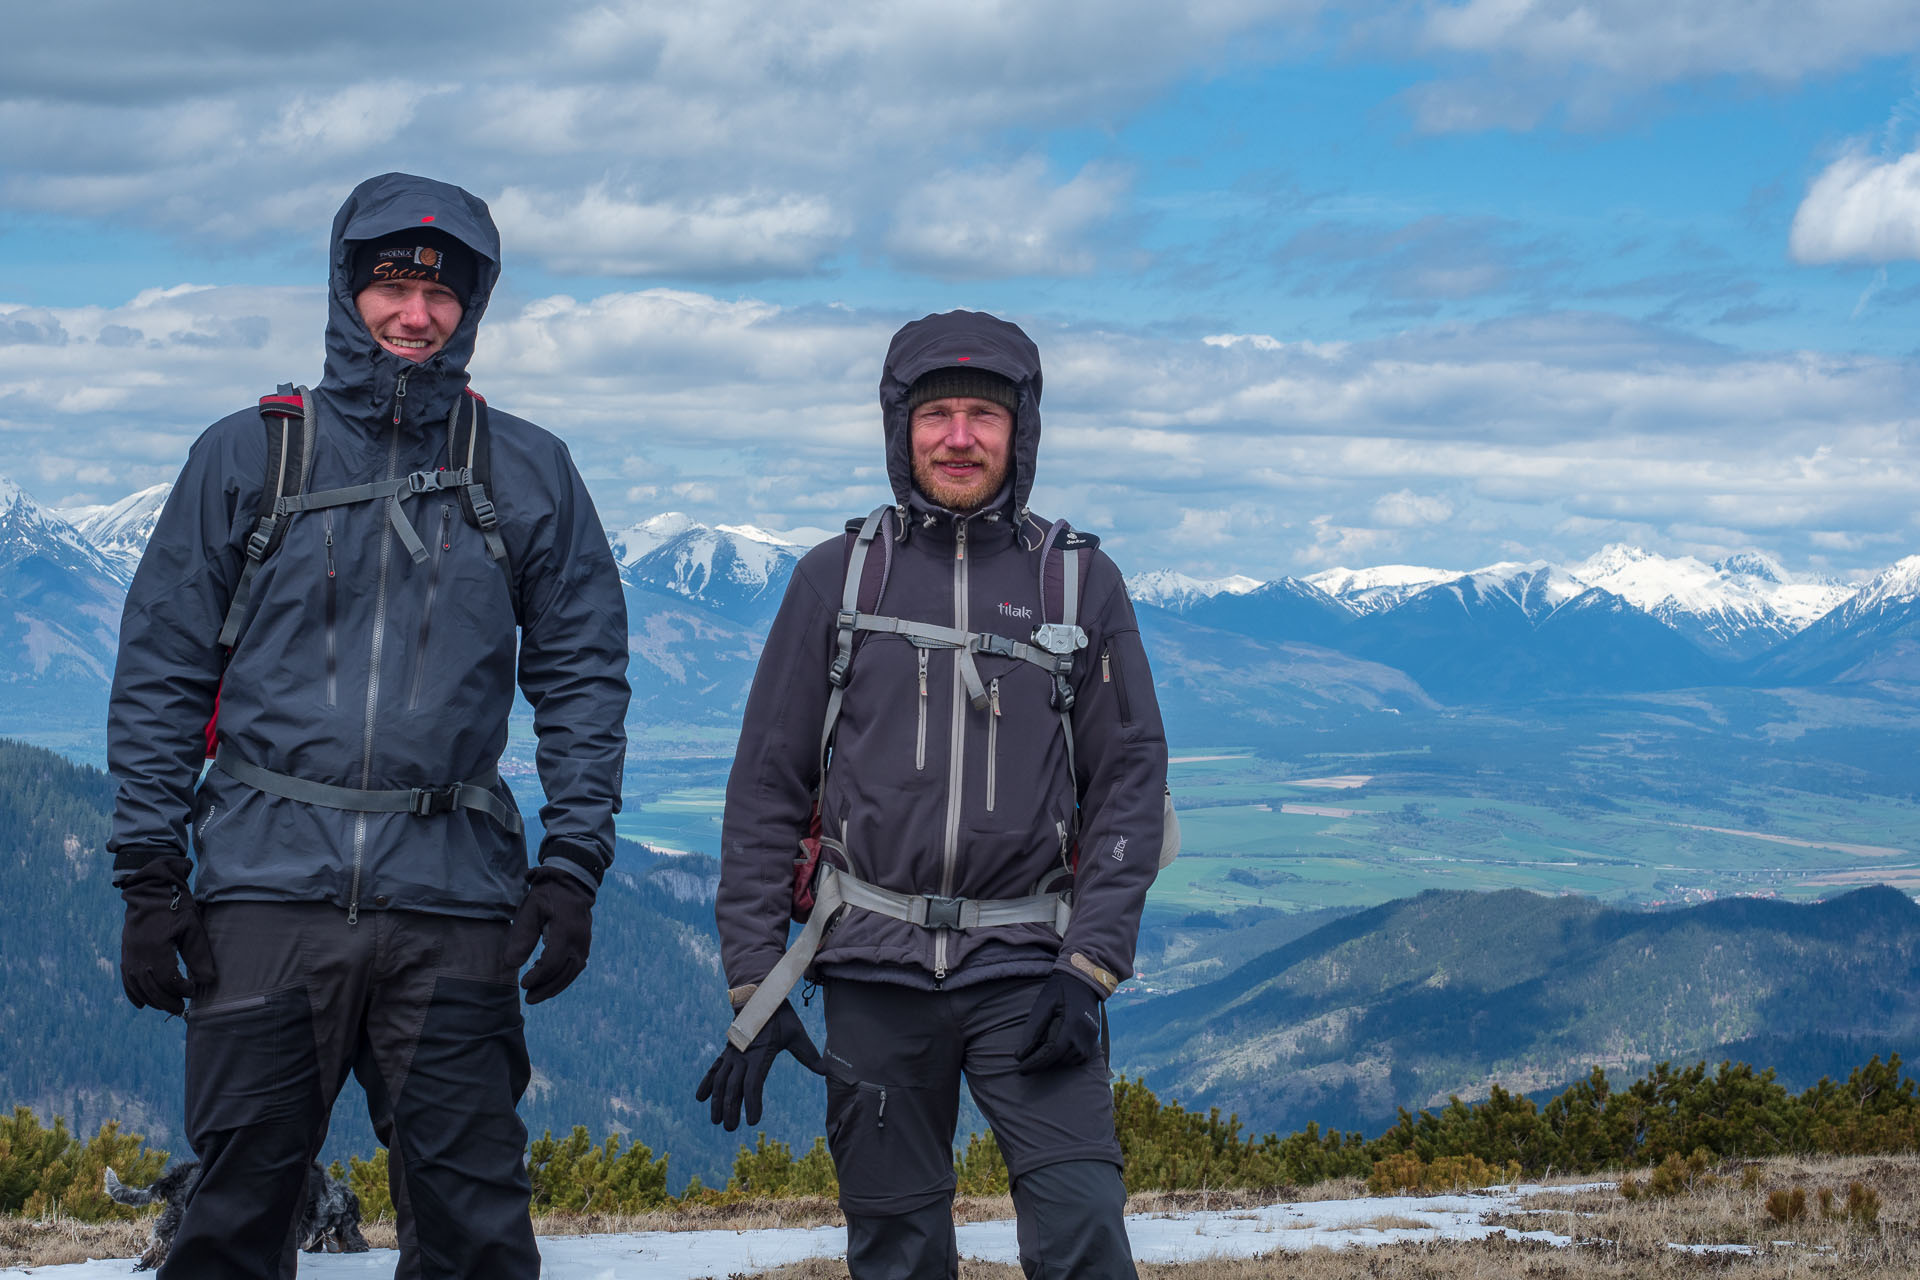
{"left": 986, "top": 677, "right": 1001, "bottom": 812}
{"left": 406, "top": 506, "right": 453, "bottom": 711}
{"left": 1102, "top": 644, "right": 1133, "bottom": 724}
{"left": 915, "top": 647, "right": 929, "bottom": 771}
{"left": 323, "top": 514, "right": 338, "bottom": 707}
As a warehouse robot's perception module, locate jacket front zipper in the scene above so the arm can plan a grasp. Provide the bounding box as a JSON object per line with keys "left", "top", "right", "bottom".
{"left": 407, "top": 505, "right": 452, "bottom": 709}
{"left": 986, "top": 677, "right": 1000, "bottom": 812}
{"left": 323, "top": 514, "right": 338, "bottom": 706}
{"left": 349, "top": 417, "right": 404, "bottom": 924}
{"left": 935, "top": 519, "right": 970, "bottom": 979}
{"left": 915, "top": 647, "right": 928, "bottom": 771}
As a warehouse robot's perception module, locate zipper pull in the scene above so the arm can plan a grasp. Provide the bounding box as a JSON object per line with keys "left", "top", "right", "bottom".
{"left": 918, "top": 648, "right": 928, "bottom": 697}
{"left": 1102, "top": 648, "right": 1111, "bottom": 683}
{"left": 348, "top": 902, "right": 359, "bottom": 926}
{"left": 990, "top": 678, "right": 1001, "bottom": 716}
{"left": 325, "top": 526, "right": 336, "bottom": 579}
{"left": 956, "top": 522, "right": 966, "bottom": 561}
{"left": 391, "top": 369, "right": 410, "bottom": 426}
{"left": 441, "top": 505, "right": 452, "bottom": 550}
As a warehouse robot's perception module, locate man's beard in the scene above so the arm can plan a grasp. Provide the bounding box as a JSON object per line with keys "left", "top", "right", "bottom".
{"left": 913, "top": 454, "right": 1009, "bottom": 513}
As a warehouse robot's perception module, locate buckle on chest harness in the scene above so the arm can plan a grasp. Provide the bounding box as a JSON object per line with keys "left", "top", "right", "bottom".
{"left": 408, "top": 784, "right": 461, "bottom": 817}
{"left": 1031, "top": 623, "right": 1087, "bottom": 656}
{"left": 921, "top": 895, "right": 965, "bottom": 930}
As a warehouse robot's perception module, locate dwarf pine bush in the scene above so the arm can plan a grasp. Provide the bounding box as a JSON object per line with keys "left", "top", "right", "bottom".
{"left": 0, "top": 1109, "right": 167, "bottom": 1222}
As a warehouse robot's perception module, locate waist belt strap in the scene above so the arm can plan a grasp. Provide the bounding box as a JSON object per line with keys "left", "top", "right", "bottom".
{"left": 724, "top": 863, "right": 1071, "bottom": 1052}
{"left": 217, "top": 752, "right": 523, "bottom": 834}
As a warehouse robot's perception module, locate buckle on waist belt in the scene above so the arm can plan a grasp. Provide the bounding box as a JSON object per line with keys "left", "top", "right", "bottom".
{"left": 921, "top": 895, "right": 964, "bottom": 930}
{"left": 409, "top": 784, "right": 461, "bottom": 817}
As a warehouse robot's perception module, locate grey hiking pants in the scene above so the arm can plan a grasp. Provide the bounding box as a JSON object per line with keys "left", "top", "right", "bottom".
{"left": 158, "top": 902, "right": 538, "bottom": 1280}
{"left": 823, "top": 977, "right": 1138, "bottom": 1279}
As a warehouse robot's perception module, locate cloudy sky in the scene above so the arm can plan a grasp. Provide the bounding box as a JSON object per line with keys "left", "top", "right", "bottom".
{"left": 5, "top": 1, "right": 1920, "bottom": 582}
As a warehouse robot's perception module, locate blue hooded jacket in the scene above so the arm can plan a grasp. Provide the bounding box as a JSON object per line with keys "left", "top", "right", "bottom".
{"left": 107, "top": 172, "right": 630, "bottom": 917}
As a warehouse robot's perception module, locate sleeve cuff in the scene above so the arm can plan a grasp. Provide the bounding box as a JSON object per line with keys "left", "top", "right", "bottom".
{"left": 1062, "top": 952, "right": 1119, "bottom": 997}
{"left": 538, "top": 836, "right": 607, "bottom": 888}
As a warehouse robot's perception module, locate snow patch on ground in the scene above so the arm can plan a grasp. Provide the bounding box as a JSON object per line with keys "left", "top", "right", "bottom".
{"left": 1, "top": 1184, "right": 1633, "bottom": 1278}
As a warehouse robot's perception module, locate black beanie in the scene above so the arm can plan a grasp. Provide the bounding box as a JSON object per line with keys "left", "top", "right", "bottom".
{"left": 906, "top": 366, "right": 1019, "bottom": 414}
{"left": 350, "top": 227, "right": 477, "bottom": 308}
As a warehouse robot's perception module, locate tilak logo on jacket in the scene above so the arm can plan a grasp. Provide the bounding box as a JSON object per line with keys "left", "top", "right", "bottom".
{"left": 998, "top": 602, "right": 1034, "bottom": 620}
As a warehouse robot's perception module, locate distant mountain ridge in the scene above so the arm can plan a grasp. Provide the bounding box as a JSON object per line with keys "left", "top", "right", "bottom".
{"left": 56, "top": 484, "right": 170, "bottom": 584}
{"left": 0, "top": 476, "right": 126, "bottom": 713}
{"left": 1112, "top": 885, "right": 1920, "bottom": 1138}
{"left": 12, "top": 474, "right": 1920, "bottom": 737}
{"left": 1138, "top": 542, "right": 1859, "bottom": 664}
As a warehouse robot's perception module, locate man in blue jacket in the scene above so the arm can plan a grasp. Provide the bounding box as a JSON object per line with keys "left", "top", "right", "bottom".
{"left": 107, "top": 172, "right": 630, "bottom": 1279}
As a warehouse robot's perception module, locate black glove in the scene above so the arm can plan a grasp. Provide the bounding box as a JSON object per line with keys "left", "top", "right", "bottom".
{"left": 119, "top": 855, "right": 217, "bottom": 1016}
{"left": 695, "top": 1000, "right": 824, "bottom": 1131}
{"left": 503, "top": 865, "right": 594, "bottom": 1004}
{"left": 1016, "top": 971, "right": 1105, "bottom": 1075}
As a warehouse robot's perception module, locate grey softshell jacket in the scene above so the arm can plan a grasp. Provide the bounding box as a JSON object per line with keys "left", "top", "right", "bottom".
{"left": 716, "top": 311, "right": 1169, "bottom": 999}
{"left": 106, "top": 173, "right": 630, "bottom": 918}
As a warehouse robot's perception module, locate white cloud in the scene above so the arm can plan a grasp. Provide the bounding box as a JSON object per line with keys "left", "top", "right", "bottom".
{"left": 886, "top": 157, "right": 1129, "bottom": 278}
{"left": 1418, "top": 0, "right": 1920, "bottom": 81}
{"left": 264, "top": 83, "right": 446, "bottom": 154}
{"left": 0, "top": 1, "right": 1294, "bottom": 277}
{"left": 1395, "top": 1, "right": 1920, "bottom": 132}
{"left": 1372, "top": 489, "right": 1455, "bottom": 527}
{"left": 5, "top": 285, "right": 1919, "bottom": 578}
{"left": 493, "top": 186, "right": 849, "bottom": 278}
{"left": 1789, "top": 146, "right": 1920, "bottom": 264}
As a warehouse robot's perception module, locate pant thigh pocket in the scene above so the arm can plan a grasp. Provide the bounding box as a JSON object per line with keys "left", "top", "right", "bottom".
{"left": 406, "top": 974, "right": 530, "bottom": 1108}
{"left": 184, "top": 984, "right": 316, "bottom": 1135}
{"left": 827, "top": 1077, "right": 962, "bottom": 1213}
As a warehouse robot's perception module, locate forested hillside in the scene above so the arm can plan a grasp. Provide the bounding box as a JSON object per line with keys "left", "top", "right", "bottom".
{"left": 1115, "top": 886, "right": 1920, "bottom": 1139}
{"left": 0, "top": 738, "right": 822, "bottom": 1186}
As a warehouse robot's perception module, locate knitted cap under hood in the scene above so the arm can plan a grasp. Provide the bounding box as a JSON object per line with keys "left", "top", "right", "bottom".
{"left": 879, "top": 310, "right": 1042, "bottom": 515}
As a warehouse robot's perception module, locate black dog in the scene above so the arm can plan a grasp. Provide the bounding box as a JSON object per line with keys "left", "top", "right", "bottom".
{"left": 105, "top": 1161, "right": 370, "bottom": 1271}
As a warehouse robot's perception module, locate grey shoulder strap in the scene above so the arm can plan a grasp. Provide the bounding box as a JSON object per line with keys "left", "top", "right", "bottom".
{"left": 818, "top": 505, "right": 893, "bottom": 777}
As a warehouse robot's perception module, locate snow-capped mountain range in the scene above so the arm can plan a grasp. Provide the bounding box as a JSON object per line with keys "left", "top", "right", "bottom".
{"left": 609, "top": 514, "right": 804, "bottom": 621}
{"left": 12, "top": 472, "right": 1920, "bottom": 714}
{"left": 1133, "top": 543, "right": 1862, "bottom": 662}
{"left": 56, "top": 484, "right": 171, "bottom": 584}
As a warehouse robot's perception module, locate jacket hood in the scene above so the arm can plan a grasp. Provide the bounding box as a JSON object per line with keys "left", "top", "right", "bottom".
{"left": 319, "top": 172, "right": 502, "bottom": 432}
{"left": 880, "top": 310, "right": 1042, "bottom": 515}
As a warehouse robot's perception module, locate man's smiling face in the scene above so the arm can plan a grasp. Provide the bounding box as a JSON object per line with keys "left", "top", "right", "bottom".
{"left": 354, "top": 278, "right": 463, "bottom": 363}
{"left": 910, "top": 395, "right": 1014, "bottom": 513}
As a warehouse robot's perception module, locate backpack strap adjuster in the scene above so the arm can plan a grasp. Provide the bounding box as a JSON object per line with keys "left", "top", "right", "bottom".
{"left": 243, "top": 518, "right": 277, "bottom": 562}
{"left": 408, "top": 785, "right": 462, "bottom": 818}
{"left": 920, "top": 895, "right": 964, "bottom": 930}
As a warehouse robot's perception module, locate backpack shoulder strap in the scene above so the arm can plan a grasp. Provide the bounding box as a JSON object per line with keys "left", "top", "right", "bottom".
{"left": 447, "top": 389, "right": 509, "bottom": 566}
{"left": 217, "top": 385, "right": 314, "bottom": 647}
{"left": 1033, "top": 517, "right": 1099, "bottom": 821}
{"left": 818, "top": 505, "right": 894, "bottom": 777}
{"left": 1037, "top": 520, "right": 1098, "bottom": 629}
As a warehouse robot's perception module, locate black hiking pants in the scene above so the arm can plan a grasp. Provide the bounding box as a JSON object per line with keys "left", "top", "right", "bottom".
{"left": 158, "top": 902, "right": 538, "bottom": 1280}
{"left": 823, "top": 977, "right": 1137, "bottom": 1279}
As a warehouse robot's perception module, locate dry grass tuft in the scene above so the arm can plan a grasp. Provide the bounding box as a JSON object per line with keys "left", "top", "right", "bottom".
{"left": 0, "top": 1214, "right": 148, "bottom": 1268}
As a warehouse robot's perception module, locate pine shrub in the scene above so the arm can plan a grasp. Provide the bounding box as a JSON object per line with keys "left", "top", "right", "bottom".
{"left": 0, "top": 1109, "right": 167, "bottom": 1222}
